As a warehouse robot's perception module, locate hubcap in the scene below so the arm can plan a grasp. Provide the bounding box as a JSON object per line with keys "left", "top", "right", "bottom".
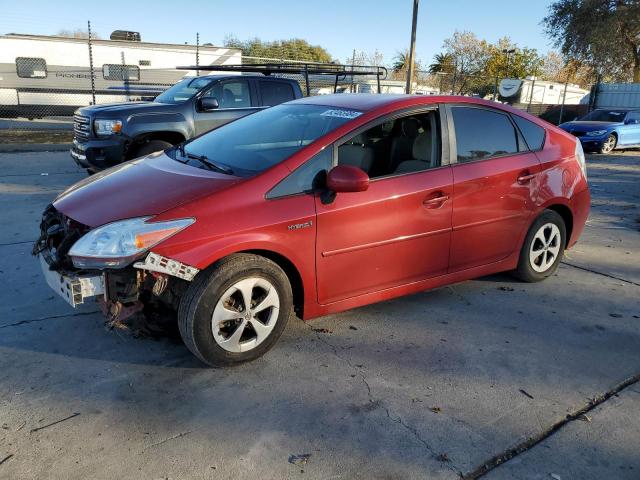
{"left": 529, "top": 223, "right": 562, "bottom": 273}
{"left": 211, "top": 277, "right": 280, "bottom": 353}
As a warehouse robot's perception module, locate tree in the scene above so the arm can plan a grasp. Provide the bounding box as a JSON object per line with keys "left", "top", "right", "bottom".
{"left": 57, "top": 29, "right": 101, "bottom": 39}
{"left": 223, "top": 36, "right": 332, "bottom": 63}
{"left": 347, "top": 50, "right": 385, "bottom": 67}
{"left": 390, "top": 50, "right": 422, "bottom": 83}
{"left": 544, "top": 0, "right": 640, "bottom": 82}
{"left": 484, "top": 38, "right": 544, "bottom": 80}
{"left": 428, "top": 53, "right": 454, "bottom": 74}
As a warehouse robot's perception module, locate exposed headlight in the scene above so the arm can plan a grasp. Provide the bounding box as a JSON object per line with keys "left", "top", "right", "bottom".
{"left": 68, "top": 217, "right": 194, "bottom": 269}
{"left": 586, "top": 130, "right": 607, "bottom": 137}
{"left": 575, "top": 139, "right": 587, "bottom": 181}
{"left": 94, "top": 119, "right": 122, "bottom": 137}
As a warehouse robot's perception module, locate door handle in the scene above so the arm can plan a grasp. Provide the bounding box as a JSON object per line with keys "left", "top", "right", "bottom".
{"left": 517, "top": 173, "right": 537, "bottom": 185}
{"left": 423, "top": 194, "right": 450, "bottom": 208}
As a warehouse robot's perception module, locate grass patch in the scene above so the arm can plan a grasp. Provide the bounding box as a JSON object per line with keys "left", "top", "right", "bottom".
{"left": 0, "top": 130, "right": 73, "bottom": 144}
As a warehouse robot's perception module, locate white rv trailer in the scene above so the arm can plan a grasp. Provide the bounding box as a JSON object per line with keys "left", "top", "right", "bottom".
{"left": 499, "top": 77, "right": 590, "bottom": 105}
{"left": 312, "top": 79, "right": 439, "bottom": 95}
{"left": 0, "top": 33, "right": 241, "bottom": 117}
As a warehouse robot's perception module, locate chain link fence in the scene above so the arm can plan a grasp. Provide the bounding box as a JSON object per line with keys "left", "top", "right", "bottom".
{"left": 0, "top": 32, "right": 636, "bottom": 144}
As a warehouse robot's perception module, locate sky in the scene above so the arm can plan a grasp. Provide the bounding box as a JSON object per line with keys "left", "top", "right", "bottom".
{"left": 0, "top": 0, "right": 556, "bottom": 66}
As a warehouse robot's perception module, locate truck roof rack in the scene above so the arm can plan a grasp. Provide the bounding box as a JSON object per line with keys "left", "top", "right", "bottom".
{"left": 176, "top": 63, "right": 388, "bottom": 95}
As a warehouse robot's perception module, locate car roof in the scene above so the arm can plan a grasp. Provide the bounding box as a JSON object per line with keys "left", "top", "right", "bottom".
{"left": 291, "top": 93, "right": 414, "bottom": 111}
{"left": 191, "top": 74, "right": 297, "bottom": 82}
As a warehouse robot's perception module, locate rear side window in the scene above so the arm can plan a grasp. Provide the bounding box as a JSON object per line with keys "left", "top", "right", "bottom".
{"left": 16, "top": 57, "right": 47, "bottom": 78}
{"left": 102, "top": 64, "right": 140, "bottom": 81}
{"left": 512, "top": 114, "right": 545, "bottom": 151}
{"left": 260, "top": 81, "right": 295, "bottom": 106}
{"left": 451, "top": 106, "right": 519, "bottom": 163}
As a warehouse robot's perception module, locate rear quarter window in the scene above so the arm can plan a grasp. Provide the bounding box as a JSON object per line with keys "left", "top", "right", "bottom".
{"left": 512, "top": 114, "right": 546, "bottom": 151}
{"left": 259, "top": 81, "right": 295, "bottom": 106}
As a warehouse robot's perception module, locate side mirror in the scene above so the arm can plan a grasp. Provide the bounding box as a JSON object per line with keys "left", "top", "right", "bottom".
{"left": 199, "top": 97, "right": 219, "bottom": 111}
{"left": 327, "top": 165, "right": 369, "bottom": 192}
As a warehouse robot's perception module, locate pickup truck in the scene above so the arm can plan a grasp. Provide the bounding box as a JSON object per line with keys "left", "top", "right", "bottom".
{"left": 70, "top": 75, "right": 303, "bottom": 173}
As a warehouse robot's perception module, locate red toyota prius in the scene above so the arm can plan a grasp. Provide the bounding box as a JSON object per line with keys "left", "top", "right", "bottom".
{"left": 34, "top": 94, "right": 590, "bottom": 366}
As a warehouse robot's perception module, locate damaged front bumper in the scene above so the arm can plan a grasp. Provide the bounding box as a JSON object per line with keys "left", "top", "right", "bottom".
{"left": 34, "top": 205, "right": 199, "bottom": 321}
{"left": 38, "top": 254, "right": 105, "bottom": 307}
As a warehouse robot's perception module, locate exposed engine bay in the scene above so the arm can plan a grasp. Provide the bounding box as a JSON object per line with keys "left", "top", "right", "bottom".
{"left": 33, "top": 204, "right": 194, "bottom": 326}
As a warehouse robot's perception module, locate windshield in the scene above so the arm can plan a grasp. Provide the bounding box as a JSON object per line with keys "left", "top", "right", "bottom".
{"left": 154, "top": 77, "right": 213, "bottom": 104}
{"left": 580, "top": 110, "right": 627, "bottom": 122}
{"left": 170, "top": 104, "right": 362, "bottom": 176}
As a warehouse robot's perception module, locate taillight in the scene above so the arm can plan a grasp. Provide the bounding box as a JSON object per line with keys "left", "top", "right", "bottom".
{"left": 575, "top": 139, "right": 587, "bottom": 181}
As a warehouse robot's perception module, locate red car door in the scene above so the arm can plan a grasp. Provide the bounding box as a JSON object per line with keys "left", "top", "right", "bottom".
{"left": 446, "top": 104, "right": 541, "bottom": 272}
{"left": 315, "top": 109, "right": 453, "bottom": 305}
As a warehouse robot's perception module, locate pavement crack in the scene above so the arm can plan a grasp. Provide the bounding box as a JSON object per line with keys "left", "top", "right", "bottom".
{"left": 303, "top": 319, "right": 463, "bottom": 476}
{"left": 0, "top": 310, "right": 98, "bottom": 329}
{"left": 0, "top": 240, "right": 34, "bottom": 247}
{"left": 561, "top": 261, "right": 640, "bottom": 287}
{"left": 463, "top": 371, "right": 640, "bottom": 479}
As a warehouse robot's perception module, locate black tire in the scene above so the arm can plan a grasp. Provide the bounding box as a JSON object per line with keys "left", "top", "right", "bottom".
{"left": 513, "top": 210, "right": 566, "bottom": 283}
{"left": 599, "top": 134, "right": 616, "bottom": 154}
{"left": 178, "top": 254, "right": 292, "bottom": 367}
{"left": 130, "top": 140, "right": 173, "bottom": 159}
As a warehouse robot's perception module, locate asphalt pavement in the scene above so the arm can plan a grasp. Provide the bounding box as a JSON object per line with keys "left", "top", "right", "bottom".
{"left": 0, "top": 150, "right": 638, "bottom": 479}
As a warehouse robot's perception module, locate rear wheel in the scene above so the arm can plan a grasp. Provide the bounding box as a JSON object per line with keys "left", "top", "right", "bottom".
{"left": 599, "top": 134, "right": 616, "bottom": 154}
{"left": 129, "top": 140, "right": 173, "bottom": 159}
{"left": 178, "top": 254, "right": 292, "bottom": 367}
{"left": 513, "top": 210, "right": 566, "bottom": 283}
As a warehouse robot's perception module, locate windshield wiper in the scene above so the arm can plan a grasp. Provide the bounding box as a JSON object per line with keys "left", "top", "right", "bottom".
{"left": 177, "top": 145, "right": 234, "bottom": 175}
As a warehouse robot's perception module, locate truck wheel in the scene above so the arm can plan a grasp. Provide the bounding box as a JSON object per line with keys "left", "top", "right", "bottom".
{"left": 130, "top": 140, "right": 173, "bottom": 159}
{"left": 599, "top": 134, "right": 616, "bottom": 154}
{"left": 513, "top": 210, "right": 566, "bottom": 283}
{"left": 178, "top": 254, "right": 292, "bottom": 367}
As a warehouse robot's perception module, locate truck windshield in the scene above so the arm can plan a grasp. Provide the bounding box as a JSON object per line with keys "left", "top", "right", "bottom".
{"left": 580, "top": 110, "right": 626, "bottom": 122}
{"left": 154, "top": 77, "right": 213, "bottom": 104}
{"left": 170, "top": 104, "right": 362, "bottom": 176}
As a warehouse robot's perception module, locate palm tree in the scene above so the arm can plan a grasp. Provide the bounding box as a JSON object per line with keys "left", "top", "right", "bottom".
{"left": 392, "top": 51, "right": 409, "bottom": 73}
{"left": 428, "top": 53, "right": 454, "bottom": 74}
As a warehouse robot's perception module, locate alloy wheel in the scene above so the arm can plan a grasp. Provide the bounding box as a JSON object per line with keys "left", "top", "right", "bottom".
{"left": 602, "top": 135, "right": 616, "bottom": 153}
{"left": 529, "top": 223, "right": 562, "bottom": 273}
{"left": 211, "top": 277, "right": 280, "bottom": 353}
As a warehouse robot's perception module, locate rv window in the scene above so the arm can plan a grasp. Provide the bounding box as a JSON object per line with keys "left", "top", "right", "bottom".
{"left": 102, "top": 64, "right": 140, "bottom": 81}
{"left": 139, "top": 60, "right": 151, "bottom": 66}
{"left": 16, "top": 57, "right": 47, "bottom": 79}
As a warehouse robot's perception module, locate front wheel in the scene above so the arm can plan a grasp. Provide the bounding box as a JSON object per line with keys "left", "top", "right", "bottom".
{"left": 599, "top": 134, "right": 616, "bottom": 154}
{"left": 513, "top": 210, "right": 566, "bottom": 283}
{"left": 129, "top": 140, "right": 173, "bottom": 159}
{"left": 178, "top": 254, "right": 292, "bottom": 367}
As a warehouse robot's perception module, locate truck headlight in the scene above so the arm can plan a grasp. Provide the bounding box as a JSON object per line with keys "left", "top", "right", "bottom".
{"left": 68, "top": 217, "right": 194, "bottom": 269}
{"left": 586, "top": 130, "right": 607, "bottom": 137}
{"left": 94, "top": 119, "right": 122, "bottom": 136}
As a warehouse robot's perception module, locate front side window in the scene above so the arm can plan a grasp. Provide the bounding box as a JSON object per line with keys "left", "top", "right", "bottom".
{"left": 102, "top": 64, "right": 140, "bottom": 81}
{"left": 155, "top": 77, "right": 213, "bottom": 104}
{"left": 203, "top": 80, "right": 251, "bottom": 108}
{"left": 451, "top": 106, "right": 519, "bottom": 163}
{"left": 16, "top": 57, "right": 47, "bottom": 78}
{"left": 625, "top": 111, "right": 640, "bottom": 123}
{"left": 259, "top": 81, "right": 295, "bottom": 106}
{"left": 337, "top": 109, "right": 441, "bottom": 178}
{"left": 174, "top": 104, "right": 360, "bottom": 176}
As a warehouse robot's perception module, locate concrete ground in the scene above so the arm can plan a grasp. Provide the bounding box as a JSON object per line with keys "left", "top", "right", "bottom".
{"left": 0, "top": 150, "right": 638, "bottom": 479}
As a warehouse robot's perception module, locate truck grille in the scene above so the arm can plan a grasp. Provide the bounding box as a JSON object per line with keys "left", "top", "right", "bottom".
{"left": 73, "top": 114, "right": 91, "bottom": 141}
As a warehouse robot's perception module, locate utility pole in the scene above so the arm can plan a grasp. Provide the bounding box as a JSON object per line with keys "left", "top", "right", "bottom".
{"left": 405, "top": 0, "right": 419, "bottom": 94}
{"left": 350, "top": 49, "right": 356, "bottom": 93}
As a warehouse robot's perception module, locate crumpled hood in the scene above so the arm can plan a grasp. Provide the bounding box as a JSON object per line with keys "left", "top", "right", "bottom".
{"left": 54, "top": 151, "right": 241, "bottom": 227}
{"left": 559, "top": 120, "right": 621, "bottom": 131}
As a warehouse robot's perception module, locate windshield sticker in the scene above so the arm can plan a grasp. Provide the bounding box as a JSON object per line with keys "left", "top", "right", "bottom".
{"left": 320, "top": 109, "right": 362, "bottom": 119}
